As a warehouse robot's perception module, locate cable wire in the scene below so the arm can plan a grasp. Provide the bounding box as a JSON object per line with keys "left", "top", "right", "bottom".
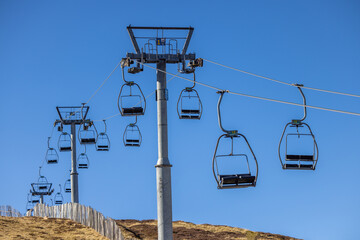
{"left": 85, "top": 60, "right": 122, "bottom": 105}
{"left": 93, "top": 73, "right": 180, "bottom": 122}
{"left": 141, "top": 63, "right": 360, "bottom": 117}
{"left": 203, "top": 58, "right": 360, "bottom": 98}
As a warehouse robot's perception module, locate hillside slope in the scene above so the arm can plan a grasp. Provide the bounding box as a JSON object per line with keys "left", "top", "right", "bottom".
{"left": 0, "top": 216, "right": 108, "bottom": 240}
{"left": 116, "top": 219, "right": 300, "bottom": 240}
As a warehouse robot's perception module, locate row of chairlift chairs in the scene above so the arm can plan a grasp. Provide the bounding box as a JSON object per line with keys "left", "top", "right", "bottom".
{"left": 212, "top": 85, "right": 318, "bottom": 189}
{"left": 117, "top": 59, "right": 204, "bottom": 147}
{"left": 45, "top": 120, "right": 111, "bottom": 169}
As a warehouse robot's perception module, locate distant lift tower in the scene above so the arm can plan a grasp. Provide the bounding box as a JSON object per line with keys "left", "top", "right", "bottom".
{"left": 55, "top": 105, "right": 92, "bottom": 203}
{"left": 124, "top": 26, "right": 203, "bottom": 240}
{"left": 30, "top": 167, "right": 54, "bottom": 204}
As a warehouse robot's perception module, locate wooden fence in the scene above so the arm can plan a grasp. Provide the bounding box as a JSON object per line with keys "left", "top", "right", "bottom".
{"left": 26, "top": 203, "right": 127, "bottom": 240}
{"left": 0, "top": 205, "right": 23, "bottom": 217}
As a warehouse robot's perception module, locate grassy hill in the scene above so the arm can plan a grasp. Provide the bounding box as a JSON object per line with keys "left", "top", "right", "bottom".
{"left": 116, "top": 219, "right": 300, "bottom": 240}
{"left": 0, "top": 216, "right": 108, "bottom": 240}
{"left": 0, "top": 216, "right": 300, "bottom": 239}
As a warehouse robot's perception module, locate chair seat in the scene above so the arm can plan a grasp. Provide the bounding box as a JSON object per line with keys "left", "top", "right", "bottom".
{"left": 286, "top": 154, "right": 314, "bottom": 161}
{"left": 123, "top": 107, "right": 144, "bottom": 115}
{"left": 47, "top": 160, "right": 58, "bottom": 164}
{"left": 126, "top": 139, "right": 139, "bottom": 143}
{"left": 284, "top": 163, "right": 314, "bottom": 170}
{"left": 60, "top": 147, "right": 71, "bottom": 151}
{"left": 80, "top": 138, "right": 96, "bottom": 143}
{"left": 219, "top": 174, "right": 256, "bottom": 185}
{"left": 181, "top": 109, "right": 200, "bottom": 114}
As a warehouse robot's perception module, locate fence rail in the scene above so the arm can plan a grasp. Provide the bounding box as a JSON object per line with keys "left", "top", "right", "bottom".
{"left": 0, "top": 205, "right": 23, "bottom": 217}
{"left": 26, "top": 203, "right": 127, "bottom": 240}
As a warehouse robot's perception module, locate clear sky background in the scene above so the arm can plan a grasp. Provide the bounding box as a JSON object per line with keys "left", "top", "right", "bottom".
{"left": 1, "top": 1, "right": 359, "bottom": 239}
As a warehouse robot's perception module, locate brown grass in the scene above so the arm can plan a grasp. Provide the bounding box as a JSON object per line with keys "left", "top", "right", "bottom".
{"left": 0, "top": 216, "right": 109, "bottom": 240}
{"left": 116, "top": 219, "right": 301, "bottom": 240}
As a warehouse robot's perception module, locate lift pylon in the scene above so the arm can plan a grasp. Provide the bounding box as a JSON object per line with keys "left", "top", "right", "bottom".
{"left": 124, "top": 25, "right": 202, "bottom": 240}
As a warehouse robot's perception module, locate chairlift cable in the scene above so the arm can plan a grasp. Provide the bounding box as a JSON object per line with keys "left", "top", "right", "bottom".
{"left": 85, "top": 60, "right": 122, "bottom": 105}
{"left": 92, "top": 73, "right": 180, "bottom": 122}
{"left": 141, "top": 63, "right": 360, "bottom": 117}
{"left": 203, "top": 58, "right": 360, "bottom": 98}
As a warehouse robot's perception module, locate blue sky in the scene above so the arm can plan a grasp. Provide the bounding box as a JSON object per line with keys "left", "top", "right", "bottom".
{"left": 1, "top": 1, "right": 359, "bottom": 239}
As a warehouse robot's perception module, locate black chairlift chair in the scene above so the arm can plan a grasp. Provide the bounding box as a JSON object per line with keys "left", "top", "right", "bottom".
{"left": 26, "top": 193, "right": 34, "bottom": 211}
{"left": 32, "top": 167, "right": 52, "bottom": 193}
{"left": 54, "top": 184, "right": 64, "bottom": 205}
{"left": 96, "top": 120, "right": 110, "bottom": 151}
{"left": 212, "top": 91, "right": 258, "bottom": 189}
{"left": 278, "top": 84, "right": 319, "bottom": 170}
{"left": 117, "top": 66, "right": 146, "bottom": 116}
{"left": 78, "top": 121, "right": 97, "bottom": 144}
{"left": 77, "top": 145, "right": 89, "bottom": 169}
{"left": 58, "top": 132, "right": 71, "bottom": 152}
{"left": 177, "top": 72, "right": 203, "bottom": 120}
{"left": 30, "top": 195, "right": 40, "bottom": 204}
{"left": 46, "top": 137, "right": 59, "bottom": 164}
{"left": 64, "top": 179, "right": 71, "bottom": 193}
{"left": 123, "top": 116, "right": 142, "bottom": 147}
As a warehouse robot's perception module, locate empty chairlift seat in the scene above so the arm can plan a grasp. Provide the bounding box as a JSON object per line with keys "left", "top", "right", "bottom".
{"left": 58, "top": 132, "right": 71, "bottom": 152}
{"left": 64, "top": 179, "right": 71, "bottom": 193}
{"left": 96, "top": 121, "right": 110, "bottom": 151}
{"left": 279, "top": 124, "right": 318, "bottom": 170}
{"left": 77, "top": 153, "right": 89, "bottom": 169}
{"left": 79, "top": 123, "right": 97, "bottom": 144}
{"left": 123, "top": 124, "right": 142, "bottom": 147}
{"left": 177, "top": 88, "right": 202, "bottom": 120}
{"left": 46, "top": 147, "right": 59, "bottom": 164}
{"left": 212, "top": 91, "right": 258, "bottom": 189}
{"left": 278, "top": 85, "right": 319, "bottom": 171}
{"left": 118, "top": 82, "right": 146, "bottom": 117}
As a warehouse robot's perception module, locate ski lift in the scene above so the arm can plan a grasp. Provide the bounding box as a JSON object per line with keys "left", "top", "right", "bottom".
{"left": 26, "top": 193, "right": 35, "bottom": 211}
{"left": 54, "top": 184, "right": 64, "bottom": 205}
{"left": 77, "top": 145, "right": 89, "bottom": 169}
{"left": 30, "top": 195, "right": 40, "bottom": 204}
{"left": 96, "top": 120, "right": 110, "bottom": 151}
{"left": 58, "top": 132, "right": 71, "bottom": 152}
{"left": 46, "top": 137, "right": 59, "bottom": 164}
{"left": 177, "top": 72, "right": 203, "bottom": 119}
{"left": 78, "top": 121, "right": 97, "bottom": 144}
{"left": 123, "top": 116, "right": 142, "bottom": 147}
{"left": 32, "top": 167, "right": 52, "bottom": 193}
{"left": 212, "top": 91, "right": 258, "bottom": 189}
{"left": 64, "top": 179, "right": 71, "bottom": 193}
{"left": 278, "top": 84, "right": 318, "bottom": 170}
{"left": 117, "top": 67, "right": 146, "bottom": 116}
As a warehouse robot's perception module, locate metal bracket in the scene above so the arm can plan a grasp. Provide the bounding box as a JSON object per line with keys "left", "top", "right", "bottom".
{"left": 156, "top": 89, "right": 169, "bottom": 101}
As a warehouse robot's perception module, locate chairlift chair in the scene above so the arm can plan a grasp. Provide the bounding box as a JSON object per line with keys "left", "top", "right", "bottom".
{"left": 30, "top": 195, "right": 40, "bottom": 204}
{"left": 177, "top": 72, "right": 203, "bottom": 119}
{"left": 58, "top": 132, "right": 71, "bottom": 152}
{"left": 278, "top": 85, "right": 319, "bottom": 170}
{"left": 26, "top": 193, "right": 34, "bottom": 211}
{"left": 33, "top": 167, "right": 52, "bottom": 193}
{"left": 212, "top": 91, "right": 258, "bottom": 189}
{"left": 123, "top": 117, "right": 142, "bottom": 147}
{"left": 96, "top": 120, "right": 110, "bottom": 151}
{"left": 64, "top": 179, "right": 71, "bottom": 193}
{"left": 117, "top": 67, "right": 146, "bottom": 116}
{"left": 54, "top": 184, "right": 64, "bottom": 205}
{"left": 77, "top": 153, "right": 89, "bottom": 169}
{"left": 79, "top": 122, "right": 97, "bottom": 144}
{"left": 46, "top": 137, "right": 59, "bottom": 164}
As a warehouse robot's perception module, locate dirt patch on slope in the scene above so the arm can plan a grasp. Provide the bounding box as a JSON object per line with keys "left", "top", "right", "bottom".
{"left": 0, "top": 216, "right": 109, "bottom": 240}
{"left": 116, "top": 219, "right": 300, "bottom": 240}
